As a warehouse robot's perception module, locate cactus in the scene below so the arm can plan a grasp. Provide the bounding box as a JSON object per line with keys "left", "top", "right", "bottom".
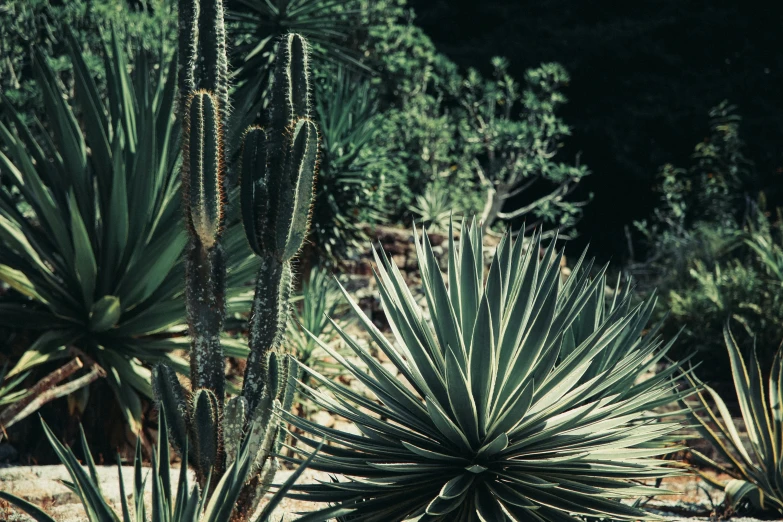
{"left": 154, "top": 0, "right": 318, "bottom": 517}
{"left": 235, "top": 32, "right": 318, "bottom": 513}
{"left": 241, "top": 34, "right": 317, "bottom": 412}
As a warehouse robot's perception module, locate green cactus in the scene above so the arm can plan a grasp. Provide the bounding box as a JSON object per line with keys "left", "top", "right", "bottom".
{"left": 154, "top": 0, "right": 318, "bottom": 516}
{"left": 182, "top": 89, "right": 228, "bottom": 404}
{"left": 241, "top": 33, "right": 319, "bottom": 417}
{"left": 234, "top": 34, "right": 318, "bottom": 513}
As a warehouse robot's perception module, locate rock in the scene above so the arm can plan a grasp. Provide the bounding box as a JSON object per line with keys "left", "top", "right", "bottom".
{"left": 380, "top": 361, "right": 398, "bottom": 376}
{"left": 310, "top": 410, "right": 336, "bottom": 429}
{"left": 332, "top": 421, "right": 362, "bottom": 437}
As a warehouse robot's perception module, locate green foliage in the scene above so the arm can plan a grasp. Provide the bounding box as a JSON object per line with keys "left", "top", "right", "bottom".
{"left": 371, "top": 90, "right": 471, "bottom": 219}
{"left": 351, "top": 4, "right": 587, "bottom": 232}
{"left": 685, "top": 326, "right": 783, "bottom": 515}
{"left": 0, "top": 30, "right": 255, "bottom": 430}
{"left": 411, "top": 182, "right": 462, "bottom": 234}
{"left": 0, "top": 0, "right": 176, "bottom": 126}
{"left": 310, "top": 67, "right": 399, "bottom": 261}
{"left": 666, "top": 216, "right": 783, "bottom": 364}
{"left": 0, "top": 414, "right": 323, "bottom": 522}
{"left": 633, "top": 102, "right": 783, "bottom": 379}
{"left": 452, "top": 59, "right": 589, "bottom": 234}
{"left": 0, "top": 363, "right": 28, "bottom": 409}
{"left": 636, "top": 102, "right": 752, "bottom": 267}
{"left": 357, "top": 5, "right": 472, "bottom": 218}
{"left": 287, "top": 221, "right": 690, "bottom": 521}
{"left": 286, "top": 266, "right": 349, "bottom": 392}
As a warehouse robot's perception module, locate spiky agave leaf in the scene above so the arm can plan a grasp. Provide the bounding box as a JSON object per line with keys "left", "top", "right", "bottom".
{"left": 0, "top": 28, "right": 258, "bottom": 429}
{"left": 684, "top": 326, "right": 783, "bottom": 514}
{"left": 1, "top": 413, "right": 330, "bottom": 522}
{"left": 286, "top": 220, "right": 691, "bottom": 521}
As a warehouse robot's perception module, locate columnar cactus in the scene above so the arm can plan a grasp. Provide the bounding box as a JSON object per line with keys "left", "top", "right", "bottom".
{"left": 153, "top": 0, "right": 319, "bottom": 517}
{"left": 241, "top": 33, "right": 318, "bottom": 414}
{"left": 183, "top": 89, "right": 228, "bottom": 404}
{"left": 235, "top": 32, "right": 319, "bottom": 514}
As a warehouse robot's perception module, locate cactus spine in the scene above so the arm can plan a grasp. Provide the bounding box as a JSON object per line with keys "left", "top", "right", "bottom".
{"left": 154, "top": 0, "right": 318, "bottom": 516}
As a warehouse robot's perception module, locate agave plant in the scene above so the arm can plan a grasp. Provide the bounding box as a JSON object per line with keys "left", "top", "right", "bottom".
{"left": 411, "top": 182, "right": 462, "bottom": 234}
{"left": 0, "top": 414, "right": 321, "bottom": 522}
{"left": 0, "top": 30, "right": 257, "bottom": 430}
{"left": 310, "top": 67, "right": 393, "bottom": 262}
{"left": 684, "top": 327, "right": 783, "bottom": 514}
{"left": 286, "top": 220, "right": 691, "bottom": 521}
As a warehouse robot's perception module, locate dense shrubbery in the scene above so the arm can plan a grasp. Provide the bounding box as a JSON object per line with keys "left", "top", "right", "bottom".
{"left": 633, "top": 102, "right": 783, "bottom": 382}
{"left": 0, "top": 0, "right": 176, "bottom": 125}
{"left": 225, "top": 0, "right": 588, "bottom": 258}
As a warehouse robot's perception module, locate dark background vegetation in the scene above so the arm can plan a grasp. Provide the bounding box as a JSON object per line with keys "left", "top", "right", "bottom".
{"left": 412, "top": 0, "right": 783, "bottom": 261}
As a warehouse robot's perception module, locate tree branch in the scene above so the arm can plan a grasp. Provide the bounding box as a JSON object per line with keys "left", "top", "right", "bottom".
{"left": 0, "top": 357, "right": 104, "bottom": 430}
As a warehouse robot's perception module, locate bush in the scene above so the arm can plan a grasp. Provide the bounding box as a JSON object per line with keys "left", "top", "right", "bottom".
{"left": 0, "top": 0, "right": 175, "bottom": 126}
{"left": 633, "top": 102, "right": 783, "bottom": 383}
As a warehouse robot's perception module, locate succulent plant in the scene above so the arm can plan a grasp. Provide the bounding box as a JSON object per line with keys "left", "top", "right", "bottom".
{"left": 286, "top": 220, "right": 692, "bottom": 521}
{"left": 0, "top": 414, "right": 321, "bottom": 522}
{"left": 685, "top": 326, "right": 783, "bottom": 515}
{"left": 153, "top": 0, "right": 320, "bottom": 517}
{"left": 411, "top": 182, "right": 462, "bottom": 234}
{"left": 0, "top": 28, "right": 257, "bottom": 430}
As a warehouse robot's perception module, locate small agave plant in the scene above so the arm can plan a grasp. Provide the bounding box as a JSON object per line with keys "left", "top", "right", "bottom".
{"left": 286, "top": 220, "right": 692, "bottom": 521}
{"left": 685, "top": 326, "right": 783, "bottom": 515}
{"left": 0, "top": 414, "right": 318, "bottom": 522}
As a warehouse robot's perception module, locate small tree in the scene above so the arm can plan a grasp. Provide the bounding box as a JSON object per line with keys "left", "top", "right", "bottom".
{"left": 454, "top": 59, "right": 589, "bottom": 235}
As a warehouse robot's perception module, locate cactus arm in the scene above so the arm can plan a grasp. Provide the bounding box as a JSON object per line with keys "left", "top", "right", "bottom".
{"left": 191, "top": 389, "right": 221, "bottom": 484}
{"left": 280, "top": 118, "right": 319, "bottom": 260}
{"left": 242, "top": 258, "right": 292, "bottom": 413}
{"left": 240, "top": 126, "right": 268, "bottom": 256}
{"left": 196, "top": 0, "right": 231, "bottom": 144}
{"left": 152, "top": 365, "right": 191, "bottom": 460}
{"left": 182, "top": 91, "right": 227, "bottom": 405}
{"left": 240, "top": 35, "right": 318, "bottom": 421}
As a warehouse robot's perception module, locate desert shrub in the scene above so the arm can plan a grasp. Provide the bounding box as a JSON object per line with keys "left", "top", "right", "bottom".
{"left": 450, "top": 59, "right": 590, "bottom": 234}
{"left": 633, "top": 102, "right": 783, "bottom": 382}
